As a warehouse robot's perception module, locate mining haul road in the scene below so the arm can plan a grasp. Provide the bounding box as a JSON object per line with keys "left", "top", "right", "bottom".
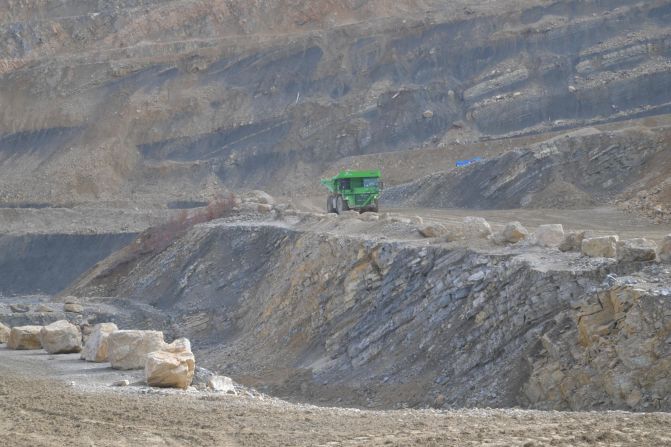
{"left": 0, "top": 346, "right": 670, "bottom": 447}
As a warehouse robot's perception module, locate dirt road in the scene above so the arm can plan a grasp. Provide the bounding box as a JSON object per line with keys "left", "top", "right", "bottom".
{"left": 1, "top": 348, "right": 670, "bottom": 447}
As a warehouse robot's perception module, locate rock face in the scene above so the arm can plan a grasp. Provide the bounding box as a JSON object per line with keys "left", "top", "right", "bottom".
{"left": 145, "top": 351, "right": 196, "bottom": 389}
{"left": 658, "top": 235, "right": 671, "bottom": 263}
{"left": 40, "top": 320, "right": 82, "bottom": 354}
{"left": 534, "top": 224, "right": 564, "bottom": 248}
{"left": 81, "top": 323, "right": 118, "bottom": 362}
{"left": 582, "top": 236, "right": 619, "bottom": 258}
{"left": 108, "top": 330, "right": 165, "bottom": 370}
{"left": 616, "top": 238, "right": 657, "bottom": 263}
{"left": 7, "top": 326, "right": 43, "bottom": 350}
{"left": 501, "top": 221, "right": 529, "bottom": 243}
{"left": 525, "top": 281, "right": 671, "bottom": 410}
{"left": 0, "top": 322, "right": 10, "bottom": 343}
{"left": 462, "top": 217, "right": 492, "bottom": 239}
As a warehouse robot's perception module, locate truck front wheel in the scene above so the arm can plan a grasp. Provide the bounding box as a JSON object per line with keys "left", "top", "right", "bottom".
{"left": 326, "top": 195, "right": 335, "bottom": 213}
{"left": 336, "top": 195, "right": 347, "bottom": 214}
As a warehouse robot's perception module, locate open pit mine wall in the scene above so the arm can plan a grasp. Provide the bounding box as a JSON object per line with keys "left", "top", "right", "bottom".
{"left": 1, "top": 0, "right": 671, "bottom": 201}
{"left": 67, "top": 222, "right": 670, "bottom": 410}
{"left": 0, "top": 232, "right": 136, "bottom": 295}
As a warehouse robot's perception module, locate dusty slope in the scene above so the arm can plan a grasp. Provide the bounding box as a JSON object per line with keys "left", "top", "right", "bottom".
{"left": 3, "top": 349, "right": 670, "bottom": 447}
{"left": 1, "top": 0, "right": 671, "bottom": 204}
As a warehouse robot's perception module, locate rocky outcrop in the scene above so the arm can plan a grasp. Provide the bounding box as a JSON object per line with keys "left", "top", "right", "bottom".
{"left": 81, "top": 323, "right": 118, "bottom": 362}
{"left": 582, "top": 236, "right": 619, "bottom": 258}
{"left": 7, "top": 326, "right": 43, "bottom": 350}
{"left": 524, "top": 272, "right": 671, "bottom": 411}
{"left": 108, "top": 330, "right": 165, "bottom": 370}
{"left": 0, "top": 322, "right": 10, "bottom": 343}
{"left": 616, "top": 238, "right": 657, "bottom": 263}
{"left": 40, "top": 320, "right": 82, "bottom": 354}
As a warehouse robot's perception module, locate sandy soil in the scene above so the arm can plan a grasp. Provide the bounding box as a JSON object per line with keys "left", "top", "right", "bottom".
{"left": 1, "top": 347, "right": 670, "bottom": 447}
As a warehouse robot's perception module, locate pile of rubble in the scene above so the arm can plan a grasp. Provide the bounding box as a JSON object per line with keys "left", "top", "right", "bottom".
{"left": 0, "top": 319, "right": 234, "bottom": 392}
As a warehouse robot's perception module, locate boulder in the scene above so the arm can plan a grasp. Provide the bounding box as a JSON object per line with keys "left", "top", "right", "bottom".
{"left": 658, "top": 235, "right": 671, "bottom": 263}
{"left": 108, "top": 330, "right": 165, "bottom": 370}
{"left": 64, "top": 303, "right": 84, "bottom": 313}
{"left": 418, "top": 224, "right": 448, "bottom": 238}
{"left": 501, "top": 221, "right": 529, "bottom": 243}
{"left": 616, "top": 238, "right": 657, "bottom": 263}
{"left": 40, "top": 320, "right": 82, "bottom": 354}
{"left": 81, "top": 322, "right": 118, "bottom": 362}
{"left": 559, "top": 231, "right": 586, "bottom": 252}
{"left": 207, "top": 375, "right": 236, "bottom": 394}
{"left": 7, "top": 326, "right": 43, "bottom": 350}
{"left": 0, "top": 322, "right": 10, "bottom": 343}
{"left": 533, "top": 224, "right": 564, "bottom": 247}
{"left": 145, "top": 351, "right": 195, "bottom": 389}
{"left": 462, "top": 217, "right": 492, "bottom": 239}
{"left": 163, "top": 337, "right": 191, "bottom": 354}
{"left": 582, "top": 235, "right": 619, "bottom": 258}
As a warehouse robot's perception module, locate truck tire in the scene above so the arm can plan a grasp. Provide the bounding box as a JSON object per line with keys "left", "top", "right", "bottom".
{"left": 336, "top": 195, "right": 347, "bottom": 214}
{"left": 326, "top": 195, "right": 334, "bottom": 213}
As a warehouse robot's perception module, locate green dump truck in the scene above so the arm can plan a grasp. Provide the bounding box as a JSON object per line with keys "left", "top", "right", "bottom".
{"left": 320, "top": 169, "right": 382, "bottom": 214}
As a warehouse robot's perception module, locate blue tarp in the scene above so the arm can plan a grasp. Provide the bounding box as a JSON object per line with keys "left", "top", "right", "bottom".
{"left": 456, "top": 157, "right": 483, "bottom": 167}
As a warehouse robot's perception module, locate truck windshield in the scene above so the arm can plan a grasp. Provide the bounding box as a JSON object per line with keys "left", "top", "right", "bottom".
{"left": 363, "top": 178, "right": 379, "bottom": 188}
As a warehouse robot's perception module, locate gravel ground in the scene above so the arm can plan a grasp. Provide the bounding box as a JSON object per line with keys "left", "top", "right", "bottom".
{"left": 1, "top": 347, "right": 670, "bottom": 447}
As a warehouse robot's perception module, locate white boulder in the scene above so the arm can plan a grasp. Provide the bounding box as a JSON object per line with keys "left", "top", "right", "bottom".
{"left": 7, "top": 326, "right": 43, "bottom": 350}
{"left": 533, "top": 224, "right": 564, "bottom": 247}
{"left": 108, "top": 330, "right": 165, "bottom": 370}
{"left": 81, "top": 323, "right": 118, "bottom": 362}
{"left": 582, "top": 235, "right": 619, "bottom": 258}
{"left": 40, "top": 320, "right": 82, "bottom": 354}
{"left": 145, "top": 350, "right": 195, "bottom": 389}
